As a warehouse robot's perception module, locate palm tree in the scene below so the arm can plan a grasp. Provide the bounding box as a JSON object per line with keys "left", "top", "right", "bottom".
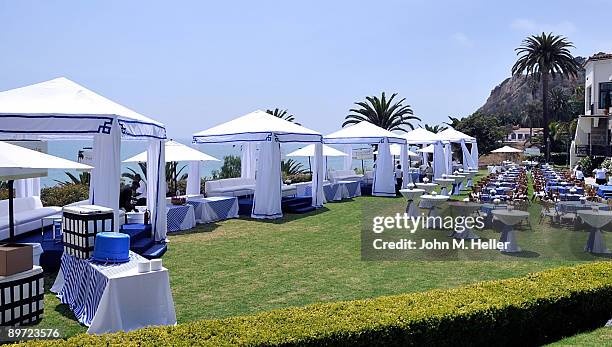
{"left": 424, "top": 124, "right": 447, "bottom": 133}
{"left": 55, "top": 171, "right": 91, "bottom": 186}
{"left": 445, "top": 116, "right": 461, "bottom": 129}
{"left": 281, "top": 159, "right": 306, "bottom": 176}
{"left": 549, "top": 87, "right": 572, "bottom": 121}
{"left": 511, "top": 32, "right": 579, "bottom": 161}
{"left": 521, "top": 101, "right": 542, "bottom": 139}
{"left": 266, "top": 108, "right": 300, "bottom": 125}
{"left": 343, "top": 92, "right": 420, "bottom": 131}
{"left": 122, "top": 162, "right": 187, "bottom": 196}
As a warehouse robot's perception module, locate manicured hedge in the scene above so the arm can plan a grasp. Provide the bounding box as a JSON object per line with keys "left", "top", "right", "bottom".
{"left": 22, "top": 262, "right": 612, "bottom": 346}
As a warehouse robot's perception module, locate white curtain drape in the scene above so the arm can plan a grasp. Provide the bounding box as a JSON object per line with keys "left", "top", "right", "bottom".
{"left": 372, "top": 138, "right": 395, "bottom": 197}
{"left": 241, "top": 142, "right": 257, "bottom": 179}
{"left": 89, "top": 121, "right": 121, "bottom": 231}
{"left": 342, "top": 144, "right": 352, "bottom": 171}
{"left": 471, "top": 142, "right": 479, "bottom": 169}
{"left": 186, "top": 161, "right": 200, "bottom": 196}
{"left": 444, "top": 143, "right": 452, "bottom": 174}
{"left": 433, "top": 141, "right": 446, "bottom": 179}
{"left": 15, "top": 178, "right": 41, "bottom": 198}
{"left": 252, "top": 137, "right": 282, "bottom": 219}
{"left": 311, "top": 142, "right": 325, "bottom": 207}
{"left": 147, "top": 139, "right": 167, "bottom": 241}
{"left": 400, "top": 143, "right": 409, "bottom": 188}
{"left": 460, "top": 139, "right": 475, "bottom": 170}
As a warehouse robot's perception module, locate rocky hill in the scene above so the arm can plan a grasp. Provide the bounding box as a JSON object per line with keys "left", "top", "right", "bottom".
{"left": 477, "top": 57, "right": 586, "bottom": 119}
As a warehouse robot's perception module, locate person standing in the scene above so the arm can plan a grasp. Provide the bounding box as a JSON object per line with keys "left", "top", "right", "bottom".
{"left": 395, "top": 164, "right": 403, "bottom": 196}
{"left": 133, "top": 174, "right": 147, "bottom": 205}
{"left": 574, "top": 165, "right": 585, "bottom": 182}
{"left": 593, "top": 166, "right": 608, "bottom": 185}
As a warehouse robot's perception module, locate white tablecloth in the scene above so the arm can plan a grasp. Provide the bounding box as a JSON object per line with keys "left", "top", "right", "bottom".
{"left": 399, "top": 188, "right": 425, "bottom": 218}
{"left": 491, "top": 210, "right": 529, "bottom": 253}
{"left": 51, "top": 252, "right": 176, "bottom": 334}
{"left": 415, "top": 183, "right": 438, "bottom": 193}
{"left": 577, "top": 210, "right": 611, "bottom": 254}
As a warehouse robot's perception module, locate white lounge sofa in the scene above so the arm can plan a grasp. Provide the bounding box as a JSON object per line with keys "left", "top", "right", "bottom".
{"left": 205, "top": 178, "right": 297, "bottom": 197}
{"left": 0, "top": 197, "right": 61, "bottom": 240}
{"left": 328, "top": 170, "right": 363, "bottom": 183}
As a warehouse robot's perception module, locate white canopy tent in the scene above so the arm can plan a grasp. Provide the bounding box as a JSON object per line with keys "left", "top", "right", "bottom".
{"left": 193, "top": 110, "right": 324, "bottom": 219}
{"left": 122, "top": 140, "right": 219, "bottom": 196}
{"left": 401, "top": 128, "right": 444, "bottom": 170}
{"left": 0, "top": 77, "right": 168, "bottom": 240}
{"left": 324, "top": 122, "right": 408, "bottom": 196}
{"left": 0, "top": 141, "right": 92, "bottom": 239}
{"left": 437, "top": 128, "right": 477, "bottom": 171}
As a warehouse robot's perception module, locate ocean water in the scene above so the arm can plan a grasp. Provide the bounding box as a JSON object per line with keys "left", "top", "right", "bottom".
{"left": 42, "top": 139, "right": 374, "bottom": 188}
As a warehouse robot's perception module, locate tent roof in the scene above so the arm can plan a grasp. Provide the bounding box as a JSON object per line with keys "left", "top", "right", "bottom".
{"left": 123, "top": 140, "right": 220, "bottom": 163}
{"left": 374, "top": 144, "right": 420, "bottom": 157}
{"left": 0, "top": 141, "right": 92, "bottom": 180}
{"left": 437, "top": 128, "right": 475, "bottom": 143}
{"left": 401, "top": 128, "right": 443, "bottom": 144}
{"left": 193, "top": 110, "right": 322, "bottom": 144}
{"left": 491, "top": 145, "right": 522, "bottom": 153}
{"left": 0, "top": 77, "right": 166, "bottom": 140}
{"left": 323, "top": 122, "right": 407, "bottom": 145}
{"left": 417, "top": 144, "right": 435, "bottom": 153}
{"left": 286, "top": 144, "right": 347, "bottom": 157}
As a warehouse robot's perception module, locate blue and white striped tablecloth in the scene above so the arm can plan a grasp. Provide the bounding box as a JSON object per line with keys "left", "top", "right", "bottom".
{"left": 167, "top": 204, "right": 196, "bottom": 232}
{"left": 187, "top": 197, "right": 239, "bottom": 223}
{"left": 55, "top": 252, "right": 143, "bottom": 327}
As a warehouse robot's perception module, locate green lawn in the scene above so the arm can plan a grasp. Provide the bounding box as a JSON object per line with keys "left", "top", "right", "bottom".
{"left": 547, "top": 326, "right": 612, "bottom": 346}
{"left": 37, "top": 188, "right": 611, "bottom": 342}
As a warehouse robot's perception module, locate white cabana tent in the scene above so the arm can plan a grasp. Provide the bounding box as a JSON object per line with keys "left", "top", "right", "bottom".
{"left": 0, "top": 77, "right": 168, "bottom": 240}
{"left": 192, "top": 110, "right": 324, "bottom": 219}
{"left": 402, "top": 127, "right": 442, "bottom": 144}
{"left": 324, "top": 122, "right": 408, "bottom": 196}
{"left": 0, "top": 141, "right": 92, "bottom": 239}
{"left": 122, "top": 140, "right": 219, "bottom": 196}
{"left": 438, "top": 128, "right": 477, "bottom": 171}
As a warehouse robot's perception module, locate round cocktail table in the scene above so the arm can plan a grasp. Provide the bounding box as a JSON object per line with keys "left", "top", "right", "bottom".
{"left": 576, "top": 210, "right": 611, "bottom": 254}
{"left": 491, "top": 209, "right": 529, "bottom": 253}
{"left": 447, "top": 201, "right": 482, "bottom": 239}
{"left": 399, "top": 188, "right": 426, "bottom": 218}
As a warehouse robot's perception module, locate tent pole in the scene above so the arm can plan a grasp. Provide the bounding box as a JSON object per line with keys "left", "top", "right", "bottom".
{"left": 308, "top": 157, "right": 312, "bottom": 174}
{"left": 8, "top": 180, "right": 14, "bottom": 240}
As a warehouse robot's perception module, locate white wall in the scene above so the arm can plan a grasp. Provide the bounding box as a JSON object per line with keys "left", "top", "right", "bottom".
{"left": 586, "top": 58, "right": 612, "bottom": 115}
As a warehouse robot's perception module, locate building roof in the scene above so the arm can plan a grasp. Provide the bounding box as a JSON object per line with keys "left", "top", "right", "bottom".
{"left": 585, "top": 52, "right": 612, "bottom": 66}
{"left": 510, "top": 127, "right": 543, "bottom": 133}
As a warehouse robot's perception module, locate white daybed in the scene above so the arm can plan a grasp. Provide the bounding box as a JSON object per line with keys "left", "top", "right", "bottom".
{"left": 328, "top": 170, "right": 363, "bottom": 183}
{"left": 0, "top": 197, "right": 61, "bottom": 240}
{"left": 205, "top": 178, "right": 297, "bottom": 198}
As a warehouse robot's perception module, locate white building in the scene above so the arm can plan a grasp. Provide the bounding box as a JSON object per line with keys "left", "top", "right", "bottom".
{"left": 506, "top": 126, "right": 543, "bottom": 143}
{"left": 570, "top": 52, "right": 612, "bottom": 167}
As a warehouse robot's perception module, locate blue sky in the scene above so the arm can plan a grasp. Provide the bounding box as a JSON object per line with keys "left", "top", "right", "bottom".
{"left": 0, "top": 0, "right": 610, "bottom": 138}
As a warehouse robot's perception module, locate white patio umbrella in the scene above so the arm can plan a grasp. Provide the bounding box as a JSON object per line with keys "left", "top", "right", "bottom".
{"left": 417, "top": 144, "right": 435, "bottom": 154}
{"left": 0, "top": 141, "right": 92, "bottom": 239}
{"left": 287, "top": 144, "right": 347, "bottom": 175}
{"left": 491, "top": 145, "right": 522, "bottom": 153}
{"left": 123, "top": 140, "right": 219, "bottom": 196}
{"left": 374, "top": 144, "right": 419, "bottom": 157}
{"left": 491, "top": 145, "right": 522, "bottom": 164}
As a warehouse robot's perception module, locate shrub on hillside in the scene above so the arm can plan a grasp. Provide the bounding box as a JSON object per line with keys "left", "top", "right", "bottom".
{"left": 41, "top": 184, "right": 89, "bottom": 207}
{"left": 20, "top": 261, "right": 612, "bottom": 346}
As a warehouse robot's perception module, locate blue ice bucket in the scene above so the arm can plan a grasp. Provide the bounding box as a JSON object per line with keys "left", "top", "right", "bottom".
{"left": 92, "top": 232, "right": 130, "bottom": 263}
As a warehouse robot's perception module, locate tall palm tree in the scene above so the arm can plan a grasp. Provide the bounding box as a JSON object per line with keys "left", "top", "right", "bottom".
{"left": 266, "top": 108, "right": 300, "bottom": 125}
{"left": 343, "top": 92, "right": 420, "bottom": 131}
{"left": 511, "top": 32, "right": 579, "bottom": 161}
{"left": 424, "top": 124, "right": 447, "bottom": 133}
{"left": 521, "top": 101, "right": 542, "bottom": 139}
{"left": 549, "top": 87, "right": 572, "bottom": 121}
